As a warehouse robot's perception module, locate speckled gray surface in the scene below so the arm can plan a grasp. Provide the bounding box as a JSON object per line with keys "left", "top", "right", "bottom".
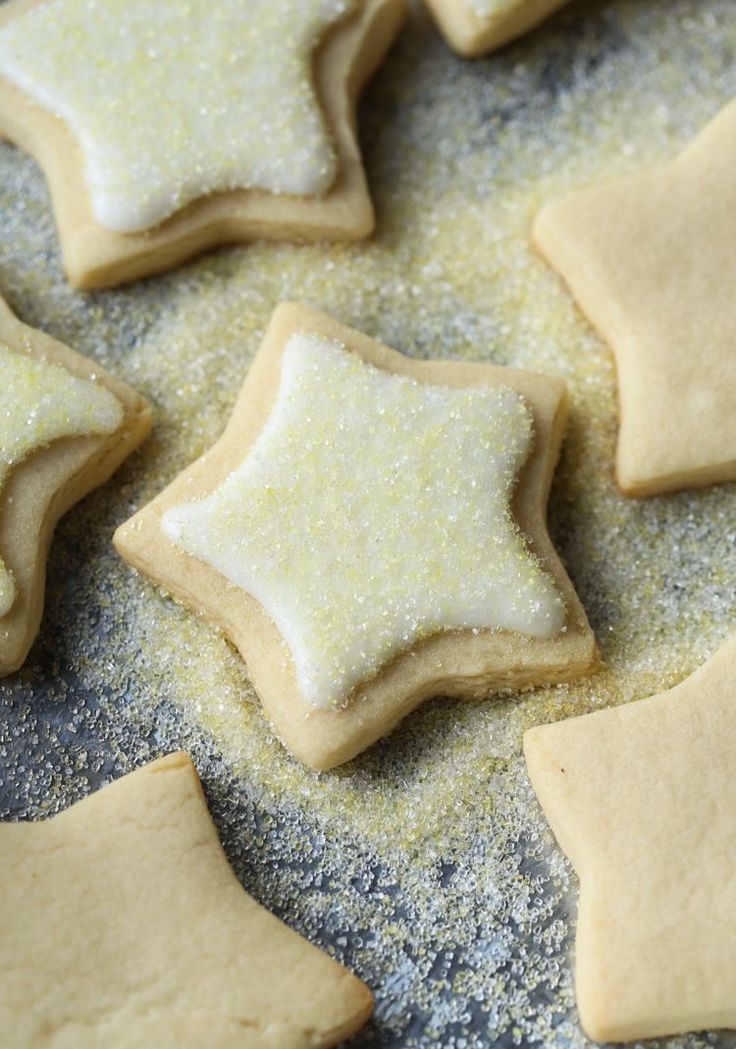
{"left": 2, "top": 1, "right": 736, "bottom": 1046}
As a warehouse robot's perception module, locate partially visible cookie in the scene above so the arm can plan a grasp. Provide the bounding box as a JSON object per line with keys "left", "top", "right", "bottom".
{"left": 534, "top": 99, "right": 736, "bottom": 497}
{"left": 524, "top": 638, "right": 736, "bottom": 1042}
{"left": 115, "top": 302, "right": 597, "bottom": 770}
{"left": 0, "top": 752, "right": 374, "bottom": 1048}
{"left": 424, "top": 0, "right": 569, "bottom": 56}
{"left": 0, "top": 295, "right": 150, "bottom": 675}
{"left": 0, "top": 0, "right": 406, "bottom": 288}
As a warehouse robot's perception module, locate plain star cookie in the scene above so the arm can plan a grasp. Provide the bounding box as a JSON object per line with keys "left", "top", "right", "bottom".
{"left": 524, "top": 638, "right": 736, "bottom": 1043}
{"left": 114, "top": 303, "right": 597, "bottom": 770}
{"left": 534, "top": 99, "right": 736, "bottom": 497}
{"left": 0, "top": 752, "right": 373, "bottom": 1048}
{"left": 0, "top": 0, "right": 406, "bottom": 288}
{"left": 0, "top": 295, "right": 150, "bottom": 676}
{"left": 424, "top": 0, "right": 570, "bottom": 56}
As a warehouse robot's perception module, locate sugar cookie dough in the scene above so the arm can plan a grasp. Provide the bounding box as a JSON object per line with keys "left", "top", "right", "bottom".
{"left": 0, "top": 0, "right": 406, "bottom": 287}
{"left": 115, "top": 302, "right": 597, "bottom": 770}
{"left": 0, "top": 295, "right": 150, "bottom": 676}
{"left": 0, "top": 752, "right": 374, "bottom": 1048}
{"left": 524, "top": 637, "right": 736, "bottom": 1043}
{"left": 424, "top": 0, "right": 570, "bottom": 57}
{"left": 534, "top": 98, "right": 736, "bottom": 497}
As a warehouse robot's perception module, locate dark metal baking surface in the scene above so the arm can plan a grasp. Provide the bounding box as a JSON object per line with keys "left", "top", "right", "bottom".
{"left": 2, "top": 1, "right": 736, "bottom": 1045}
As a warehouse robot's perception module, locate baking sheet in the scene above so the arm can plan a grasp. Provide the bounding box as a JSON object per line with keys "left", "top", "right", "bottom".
{"left": 2, "top": 0, "right": 736, "bottom": 1045}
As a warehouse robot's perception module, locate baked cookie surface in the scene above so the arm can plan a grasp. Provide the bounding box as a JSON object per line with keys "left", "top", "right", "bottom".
{"left": 524, "top": 638, "right": 736, "bottom": 1042}
{"left": 0, "top": 0, "right": 406, "bottom": 287}
{"left": 115, "top": 303, "right": 597, "bottom": 769}
{"left": 0, "top": 295, "right": 150, "bottom": 676}
{"left": 3, "top": 3, "right": 735, "bottom": 1044}
{"left": 0, "top": 752, "right": 373, "bottom": 1048}
{"left": 534, "top": 99, "right": 736, "bottom": 497}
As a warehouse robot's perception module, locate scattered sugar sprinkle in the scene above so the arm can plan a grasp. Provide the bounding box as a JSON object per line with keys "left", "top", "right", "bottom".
{"left": 2, "top": 2, "right": 736, "bottom": 1046}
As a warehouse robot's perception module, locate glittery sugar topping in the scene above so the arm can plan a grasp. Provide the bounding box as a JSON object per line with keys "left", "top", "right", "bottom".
{"left": 3, "top": 3, "right": 736, "bottom": 1041}
{"left": 0, "top": 0, "right": 357, "bottom": 232}
{"left": 0, "top": 344, "right": 122, "bottom": 617}
{"left": 162, "top": 333, "right": 565, "bottom": 709}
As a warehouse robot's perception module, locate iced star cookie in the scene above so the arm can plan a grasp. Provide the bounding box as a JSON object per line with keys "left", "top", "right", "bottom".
{"left": 0, "top": 752, "right": 373, "bottom": 1048}
{"left": 424, "top": 0, "right": 570, "bottom": 56}
{"left": 0, "top": 0, "right": 406, "bottom": 289}
{"left": 0, "top": 295, "right": 150, "bottom": 676}
{"left": 534, "top": 99, "right": 736, "bottom": 497}
{"left": 524, "top": 637, "right": 736, "bottom": 1042}
{"left": 115, "top": 303, "right": 597, "bottom": 770}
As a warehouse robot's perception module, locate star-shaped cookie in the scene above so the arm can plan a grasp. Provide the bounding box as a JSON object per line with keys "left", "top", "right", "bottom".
{"left": 0, "top": 0, "right": 405, "bottom": 288}
{"left": 534, "top": 99, "right": 736, "bottom": 497}
{"left": 524, "top": 638, "right": 736, "bottom": 1042}
{"left": 0, "top": 294, "right": 150, "bottom": 676}
{"left": 424, "top": 0, "right": 570, "bottom": 56}
{"left": 0, "top": 752, "right": 373, "bottom": 1048}
{"left": 114, "top": 303, "right": 597, "bottom": 770}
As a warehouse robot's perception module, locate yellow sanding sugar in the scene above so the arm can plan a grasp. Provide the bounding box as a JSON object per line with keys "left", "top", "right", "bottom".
{"left": 0, "top": 0, "right": 356, "bottom": 231}
{"left": 2, "top": 2, "right": 736, "bottom": 1046}
{"left": 163, "top": 333, "right": 563, "bottom": 708}
{"left": 0, "top": 342, "right": 121, "bottom": 614}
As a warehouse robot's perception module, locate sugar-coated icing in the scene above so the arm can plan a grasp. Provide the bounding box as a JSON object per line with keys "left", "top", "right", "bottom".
{"left": 162, "top": 334, "right": 564, "bottom": 709}
{"left": 0, "top": 0, "right": 357, "bottom": 232}
{"left": 0, "top": 345, "right": 122, "bottom": 616}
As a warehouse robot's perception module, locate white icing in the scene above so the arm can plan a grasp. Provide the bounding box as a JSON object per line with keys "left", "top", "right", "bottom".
{"left": 163, "top": 334, "right": 565, "bottom": 709}
{"left": 0, "top": 0, "right": 356, "bottom": 232}
{"left": 0, "top": 344, "right": 123, "bottom": 616}
{"left": 466, "top": 0, "right": 518, "bottom": 19}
